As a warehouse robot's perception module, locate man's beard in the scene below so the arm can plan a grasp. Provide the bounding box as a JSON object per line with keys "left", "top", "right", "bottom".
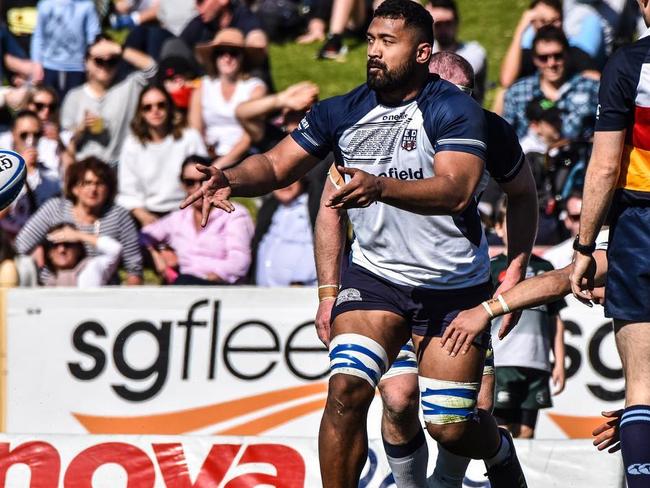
{"left": 366, "top": 57, "right": 417, "bottom": 92}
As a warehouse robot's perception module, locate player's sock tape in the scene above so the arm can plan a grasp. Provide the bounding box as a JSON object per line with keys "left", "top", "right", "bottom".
{"left": 329, "top": 333, "right": 388, "bottom": 388}
{"left": 419, "top": 377, "right": 479, "bottom": 424}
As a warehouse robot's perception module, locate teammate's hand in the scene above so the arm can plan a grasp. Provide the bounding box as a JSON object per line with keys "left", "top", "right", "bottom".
{"left": 440, "top": 305, "right": 490, "bottom": 357}
{"left": 180, "top": 165, "right": 234, "bottom": 226}
{"left": 326, "top": 166, "right": 382, "bottom": 209}
{"left": 315, "top": 298, "right": 335, "bottom": 346}
{"left": 592, "top": 409, "right": 623, "bottom": 453}
{"left": 569, "top": 252, "right": 597, "bottom": 304}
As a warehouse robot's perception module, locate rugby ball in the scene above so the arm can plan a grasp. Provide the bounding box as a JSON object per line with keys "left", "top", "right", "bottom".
{"left": 0, "top": 150, "right": 26, "bottom": 211}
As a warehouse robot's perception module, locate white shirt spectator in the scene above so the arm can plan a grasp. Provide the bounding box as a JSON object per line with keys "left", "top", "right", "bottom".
{"left": 0, "top": 131, "right": 60, "bottom": 178}
{"left": 116, "top": 127, "right": 207, "bottom": 213}
{"left": 201, "top": 75, "right": 265, "bottom": 156}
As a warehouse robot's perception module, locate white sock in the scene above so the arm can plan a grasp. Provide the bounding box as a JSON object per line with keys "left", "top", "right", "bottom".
{"left": 485, "top": 430, "right": 511, "bottom": 467}
{"left": 428, "top": 443, "right": 471, "bottom": 488}
{"left": 383, "top": 429, "right": 429, "bottom": 488}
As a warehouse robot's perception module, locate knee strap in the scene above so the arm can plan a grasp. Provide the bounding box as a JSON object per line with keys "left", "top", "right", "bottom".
{"left": 419, "top": 377, "right": 479, "bottom": 425}
{"left": 329, "top": 333, "right": 388, "bottom": 388}
{"left": 383, "top": 340, "right": 418, "bottom": 379}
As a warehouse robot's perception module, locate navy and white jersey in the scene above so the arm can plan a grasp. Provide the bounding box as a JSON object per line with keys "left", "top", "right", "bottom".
{"left": 483, "top": 110, "right": 525, "bottom": 184}
{"left": 291, "top": 75, "right": 490, "bottom": 289}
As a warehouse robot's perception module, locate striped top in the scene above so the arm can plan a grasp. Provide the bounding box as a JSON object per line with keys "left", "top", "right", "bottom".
{"left": 15, "top": 197, "right": 142, "bottom": 278}
{"left": 595, "top": 29, "right": 650, "bottom": 206}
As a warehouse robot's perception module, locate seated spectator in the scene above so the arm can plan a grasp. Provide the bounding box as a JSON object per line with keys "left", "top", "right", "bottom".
{"left": 426, "top": 0, "right": 488, "bottom": 103}
{"left": 0, "top": 21, "right": 38, "bottom": 87}
{"left": 297, "top": 0, "right": 329, "bottom": 44}
{"left": 60, "top": 36, "right": 156, "bottom": 167}
{"left": 500, "top": 0, "right": 601, "bottom": 89}
{"left": 563, "top": 0, "right": 612, "bottom": 67}
{"left": 543, "top": 191, "right": 582, "bottom": 269}
{"left": 157, "top": 56, "right": 198, "bottom": 116}
{"left": 30, "top": 0, "right": 101, "bottom": 98}
{"left": 0, "top": 110, "right": 61, "bottom": 238}
{"left": 0, "top": 88, "right": 64, "bottom": 177}
{"left": 157, "top": 0, "right": 197, "bottom": 36}
{"left": 252, "top": 177, "right": 320, "bottom": 286}
{"left": 519, "top": 97, "right": 562, "bottom": 155}
{"left": 15, "top": 157, "right": 143, "bottom": 285}
{"left": 317, "top": 0, "right": 378, "bottom": 60}
{"left": 141, "top": 155, "right": 254, "bottom": 285}
{"left": 40, "top": 223, "right": 122, "bottom": 287}
{"left": 117, "top": 84, "right": 207, "bottom": 227}
{"left": 503, "top": 26, "right": 599, "bottom": 141}
{"left": 190, "top": 28, "right": 267, "bottom": 169}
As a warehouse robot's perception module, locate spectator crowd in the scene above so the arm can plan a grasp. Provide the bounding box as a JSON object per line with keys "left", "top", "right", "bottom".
{"left": 0, "top": 0, "right": 644, "bottom": 290}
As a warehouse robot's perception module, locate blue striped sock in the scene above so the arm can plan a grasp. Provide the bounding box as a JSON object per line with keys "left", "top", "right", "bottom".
{"left": 620, "top": 405, "right": 650, "bottom": 488}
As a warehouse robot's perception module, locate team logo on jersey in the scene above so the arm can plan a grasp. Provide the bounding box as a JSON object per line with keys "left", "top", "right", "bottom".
{"left": 401, "top": 129, "right": 417, "bottom": 151}
{"left": 628, "top": 464, "right": 650, "bottom": 475}
{"left": 336, "top": 288, "right": 362, "bottom": 306}
{"left": 298, "top": 117, "right": 309, "bottom": 131}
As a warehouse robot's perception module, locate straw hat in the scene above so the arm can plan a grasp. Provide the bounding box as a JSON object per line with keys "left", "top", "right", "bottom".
{"left": 195, "top": 28, "right": 265, "bottom": 75}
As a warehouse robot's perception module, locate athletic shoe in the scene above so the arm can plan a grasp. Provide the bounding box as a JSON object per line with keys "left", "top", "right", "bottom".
{"left": 485, "top": 428, "right": 528, "bottom": 487}
{"left": 317, "top": 34, "right": 348, "bottom": 61}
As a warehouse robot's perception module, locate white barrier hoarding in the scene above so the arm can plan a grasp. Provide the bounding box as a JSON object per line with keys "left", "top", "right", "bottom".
{"left": 0, "top": 434, "right": 624, "bottom": 487}
{"left": 4, "top": 288, "right": 623, "bottom": 438}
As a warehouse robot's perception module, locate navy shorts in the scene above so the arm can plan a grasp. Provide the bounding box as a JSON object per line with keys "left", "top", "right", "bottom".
{"left": 331, "top": 263, "right": 493, "bottom": 347}
{"left": 606, "top": 205, "right": 650, "bottom": 321}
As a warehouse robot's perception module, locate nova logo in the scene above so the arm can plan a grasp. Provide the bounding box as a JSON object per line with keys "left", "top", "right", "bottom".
{"left": 628, "top": 463, "right": 650, "bottom": 475}
{"left": 377, "top": 167, "right": 423, "bottom": 180}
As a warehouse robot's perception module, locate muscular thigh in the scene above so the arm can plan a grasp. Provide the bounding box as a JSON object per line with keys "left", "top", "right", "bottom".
{"left": 413, "top": 334, "right": 486, "bottom": 383}
{"left": 615, "top": 320, "right": 650, "bottom": 405}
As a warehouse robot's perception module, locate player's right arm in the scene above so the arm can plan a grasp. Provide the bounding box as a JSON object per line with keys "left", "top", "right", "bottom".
{"left": 314, "top": 168, "right": 348, "bottom": 346}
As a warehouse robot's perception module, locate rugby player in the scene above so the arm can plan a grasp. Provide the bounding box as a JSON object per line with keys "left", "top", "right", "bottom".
{"left": 183, "top": 1, "right": 527, "bottom": 485}
{"left": 567, "top": 0, "right": 650, "bottom": 485}
{"left": 315, "top": 51, "right": 538, "bottom": 488}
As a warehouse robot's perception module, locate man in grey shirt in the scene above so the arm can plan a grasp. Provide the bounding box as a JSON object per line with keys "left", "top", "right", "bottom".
{"left": 60, "top": 35, "right": 157, "bottom": 167}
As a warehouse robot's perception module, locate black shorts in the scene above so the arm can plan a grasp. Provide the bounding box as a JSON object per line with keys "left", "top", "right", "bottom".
{"left": 606, "top": 205, "right": 650, "bottom": 322}
{"left": 330, "top": 263, "right": 493, "bottom": 347}
{"left": 494, "top": 366, "right": 553, "bottom": 411}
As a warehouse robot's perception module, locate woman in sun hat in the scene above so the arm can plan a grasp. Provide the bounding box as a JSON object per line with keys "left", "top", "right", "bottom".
{"left": 188, "top": 27, "right": 267, "bottom": 169}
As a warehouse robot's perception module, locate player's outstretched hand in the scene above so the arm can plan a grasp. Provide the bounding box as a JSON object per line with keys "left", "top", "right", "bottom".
{"left": 180, "top": 165, "right": 234, "bottom": 226}
{"left": 326, "top": 166, "right": 382, "bottom": 209}
{"left": 593, "top": 409, "right": 623, "bottom": 453}
{"left": 440, "top": 305, "right": 490, "bottom": 357}
{"left": 570, "top": 252, "right": 597, "bottom": 305}
{"left": 315, "top": 298, "right": 335, "bottom": 346}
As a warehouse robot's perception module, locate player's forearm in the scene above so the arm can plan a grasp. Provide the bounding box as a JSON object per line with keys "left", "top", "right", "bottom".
{"left": 553, "top": 316, "right": 566, "bottom": 364}
{"left": 504, "top": 189, "right": 537, "bottom": 280}
{"left": 578, "top": 130, "right": 625, "bottom": 245}
{"left": 490, "top": 266, "right": 572, "bottom": 317}
{"left": 379, "top": 176, "right": 474, "bottom": 215}
{"left": 315, "top": 185, "right": 347, "bottom": 285}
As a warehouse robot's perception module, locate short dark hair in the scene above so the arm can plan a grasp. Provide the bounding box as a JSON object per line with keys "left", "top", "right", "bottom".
{"left": 374, "top": 0, "right": 434, "bottom": 45}
{"left": 526, "top": 97, "right": 561, "bottom": 131}
{"left": 64, "top": 157, "right": 117, "bottom": 206}
{"left": 12, "top": 110, "right": 40, "bottom": 128}
{"left": 428, "top": 0, "right": 459, "bottom": 22}
{"left": 529, "top": 0, "right": 562, "bottom": 17}
{"left": 429, "top": 51, "right": 474, "bottom": 89}
{"left": 533, "top": 25, "right": 569, "bottom": 53}
{"left": 180, "top": 154, "right": 212, "bottom": 180}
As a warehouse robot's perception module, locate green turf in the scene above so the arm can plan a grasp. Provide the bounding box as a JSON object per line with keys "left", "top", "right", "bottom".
{"left": 269, "top": 0, "right": 529, "bottom": 106}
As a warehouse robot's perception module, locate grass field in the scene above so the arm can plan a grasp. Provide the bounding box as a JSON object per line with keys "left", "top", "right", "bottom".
{"left": 269, "top": 0, "right": 530, "bottom": 106}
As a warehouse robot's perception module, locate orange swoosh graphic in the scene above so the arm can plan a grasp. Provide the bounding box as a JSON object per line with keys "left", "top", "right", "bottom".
{"left": 216, "top": 398, "right": 326, "bottom": 436}
{"left": 547, "top": 413, "right": 605, "bottom": 438}
{"left": 73, "top": 382, "right": 328, "bottom": 434}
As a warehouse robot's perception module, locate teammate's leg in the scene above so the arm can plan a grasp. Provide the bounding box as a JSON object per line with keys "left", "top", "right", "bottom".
{"left": 429, "top": 347, "right": 496, "bottom": 488}
{"left": 415, "top": 335, "right": 527, "bottom": 487}
{"left": 614, "top": 320, "right": 650, "bottom": 488}
{"left": 378, "top": 341, "right": 427, "bottom": 488}
{"left": 320, "top": 310, "right": 410, "bottom": 488}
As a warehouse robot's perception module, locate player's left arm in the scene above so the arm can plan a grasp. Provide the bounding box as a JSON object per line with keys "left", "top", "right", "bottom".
{"left": 551, "top": 315, "right": 566, "bottom": 395}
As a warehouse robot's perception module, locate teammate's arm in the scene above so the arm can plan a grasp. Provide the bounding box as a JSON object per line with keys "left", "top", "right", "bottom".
{"left": 441, "top": 250, "right": 608, "bottom": 356}
{"left": 314, "top": 172, "right": 348, "bottom": 346}
{"left": 551, "top": 316, "right": 566, "bottom": 395}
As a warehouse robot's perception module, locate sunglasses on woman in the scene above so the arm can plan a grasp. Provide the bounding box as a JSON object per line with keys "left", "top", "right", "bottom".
{"left": 141, "top": 101, "right": 167, "bottom": 113}
{"left": 18, "top": 131, "right": 42, "bottom": 141}
{"left": 93, "top": 56, "right": 120, "bottom": 68}
{"left": 33, "top": 101, "right": 57, "bottom": 112}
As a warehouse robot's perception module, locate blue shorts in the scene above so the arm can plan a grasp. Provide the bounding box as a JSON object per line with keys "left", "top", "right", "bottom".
{"left": 331, "top": 263, "right": 493, "bottom": 347}
{"left": 606, "top": 205, "right": 650, "bottom": 321}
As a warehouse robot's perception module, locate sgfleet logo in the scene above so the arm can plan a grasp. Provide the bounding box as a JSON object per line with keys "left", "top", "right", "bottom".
{"left": 377, "top": 167, "right": 424, "bottom": 180}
